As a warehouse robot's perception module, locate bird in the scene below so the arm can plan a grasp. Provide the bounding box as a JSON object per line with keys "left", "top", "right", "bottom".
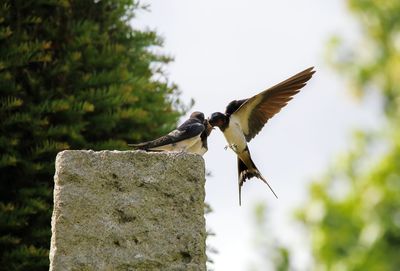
{"left": 187, "top": 119, "right": 214, "bottom": 155}
{"left": 129, "top": 111, "right": 212, "bottom": 156}
{"left": 208, "top": 67, "right": 315, "bottom": 205}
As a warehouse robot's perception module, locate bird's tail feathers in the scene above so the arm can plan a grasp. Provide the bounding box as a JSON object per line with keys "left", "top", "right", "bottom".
{"left": 237, "top": 150, "right": 278, "bottom": 206}
{"left": 238, "top": 158, "right": 247, "bottom": 206}
{"left": 128, "top": 143, "right": 143, "bottom": 149}
{"left": 128, "top": 142, "right": 149, "bottom": 150}
{"left": 253, "top": 169, "right": 278, "bottom": 199}
{"left": 128, "top": 142, "right": 162, "bottom": 151}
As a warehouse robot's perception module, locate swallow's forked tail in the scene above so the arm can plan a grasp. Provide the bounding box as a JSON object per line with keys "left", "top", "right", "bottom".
{"left": 128, "top": 142, "right": 147, "bottom": 149}
{"left": 237, "top": 149, "right": 278, "bottom": 206}
{"left": 128, "top": 141, "right": 163, "bottom": 152}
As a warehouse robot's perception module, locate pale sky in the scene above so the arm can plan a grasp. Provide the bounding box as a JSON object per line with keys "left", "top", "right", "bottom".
{"left": 135, "top": 1, "right": 382, "bottom": 270}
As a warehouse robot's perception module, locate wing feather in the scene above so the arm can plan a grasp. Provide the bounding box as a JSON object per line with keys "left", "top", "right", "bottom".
{"left": 129, "top": 119, "right": 204, "bottom": 150}
{"left": 232, "top": 67, "right": 315, "bottom": 142}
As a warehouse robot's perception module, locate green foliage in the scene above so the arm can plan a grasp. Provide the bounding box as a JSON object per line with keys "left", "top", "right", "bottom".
{"left": 326, "top": 0, "right": 400, "bottom": 116}
{"left": 0, "top": 0, "right": 187, "bottom": 269}
{"left": 248, "top": 203, "right": 290, "bottom": 271}
{"left": 297, "top": 0, "right": 400, "bottom": 270}
{"left": 250, "top": 1, "right": 400, "bottom": 270}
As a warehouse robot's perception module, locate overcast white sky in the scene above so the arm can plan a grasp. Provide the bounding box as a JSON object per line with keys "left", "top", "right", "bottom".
{"left": 135, "top": 1, "right": 382, "bottom": 270}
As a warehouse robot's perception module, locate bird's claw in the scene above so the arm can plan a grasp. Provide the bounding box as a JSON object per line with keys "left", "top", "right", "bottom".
{"left": 224, "top": 144, "right": 238, "bottom": 152}
{"left": 230, "top": 144, "right": 238, "bottom": 152}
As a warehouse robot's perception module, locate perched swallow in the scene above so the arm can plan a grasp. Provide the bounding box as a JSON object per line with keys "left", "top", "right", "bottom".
{"left": 129, "top": 111, "right": 211, "bottom": 155}
{"left": 208, "top": 67, "right": 315, "bottom": 205}
{"left": 187, "top": 119, "right": 214, "bottom": 155}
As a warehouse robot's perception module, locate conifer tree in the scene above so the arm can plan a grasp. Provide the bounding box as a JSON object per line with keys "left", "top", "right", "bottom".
{"left": 0, "top": 1, "right": 186, "bottom": 270}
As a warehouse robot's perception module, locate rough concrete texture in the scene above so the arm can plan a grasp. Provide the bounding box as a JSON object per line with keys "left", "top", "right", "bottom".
{"left": 50, "top": 150, "right": 206, "bottom": 271}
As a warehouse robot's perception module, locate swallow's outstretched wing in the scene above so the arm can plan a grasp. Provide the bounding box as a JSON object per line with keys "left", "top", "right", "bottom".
{"left": 226, "top": 67, "right": 315, "bottom": 142}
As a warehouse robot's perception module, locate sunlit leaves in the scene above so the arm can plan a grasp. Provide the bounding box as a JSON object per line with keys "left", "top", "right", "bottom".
{"left": 299, "top": 0, "right": 400, "bottom": 270}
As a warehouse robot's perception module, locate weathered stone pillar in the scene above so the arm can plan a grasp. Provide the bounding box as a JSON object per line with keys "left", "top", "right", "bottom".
{"left": 50, "top": 150, "right": 206, "bottom": 271}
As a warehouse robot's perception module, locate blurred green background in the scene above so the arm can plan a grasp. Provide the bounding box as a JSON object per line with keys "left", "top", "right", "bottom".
{"left": 1, "top": 0, "right": 399, "bottom": 270}
{"left": 251, "top": 0, "right": 400, "bottom": 270}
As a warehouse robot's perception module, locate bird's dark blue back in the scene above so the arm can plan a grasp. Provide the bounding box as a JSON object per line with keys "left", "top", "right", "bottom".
{"left": 225, "top": 99, "right": 248, "bottom": 116}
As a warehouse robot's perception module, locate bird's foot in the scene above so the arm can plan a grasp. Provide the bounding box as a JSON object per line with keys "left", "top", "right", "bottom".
{"left": 175, "top": 149, "right": 187, "bottom": 158}
{"left": 229, "top": 144, "right": 239, "bottom": 152}
{"left": 224, "top": 144, "right": 238, "bottom": 152}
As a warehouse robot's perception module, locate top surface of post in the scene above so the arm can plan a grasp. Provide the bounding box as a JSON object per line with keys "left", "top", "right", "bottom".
{"left": 50, "top": 150, "right": 206, "bottom": 271}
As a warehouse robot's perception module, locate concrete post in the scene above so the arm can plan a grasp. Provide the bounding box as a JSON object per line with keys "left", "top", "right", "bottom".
{"left": 50, "top": 150, "right": 206, "bottom": 271}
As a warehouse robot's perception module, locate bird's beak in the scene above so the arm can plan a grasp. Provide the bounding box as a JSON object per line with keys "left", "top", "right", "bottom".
{"left": 205, "top": 118, "right": 213, "bottom": 127}
{"left": 205, "top": 120, "right": 214, "bottom": 135}
{"left": 207, "top": 117, "right": 214, "bottom": 127}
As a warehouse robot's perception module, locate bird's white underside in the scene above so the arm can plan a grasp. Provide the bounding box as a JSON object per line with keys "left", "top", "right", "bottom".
{"left": 187, "top": 140, "right": 207, "bottom": 155}
{"left": 223, "top": 115, "right": 247, "bottom": 153}
{"left": 233, "top": 94, "right": 263, "bottom": 138}
{"left": 148, "top": 134, "right": 202, "bottom": 153}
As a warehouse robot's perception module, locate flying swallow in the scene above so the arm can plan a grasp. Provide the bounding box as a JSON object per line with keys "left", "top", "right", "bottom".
{"left": 129, "top": 111, "right": 211, "bottom": 155}
{"left": 208, "top": 67, "right": 315, "bottom": 205}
